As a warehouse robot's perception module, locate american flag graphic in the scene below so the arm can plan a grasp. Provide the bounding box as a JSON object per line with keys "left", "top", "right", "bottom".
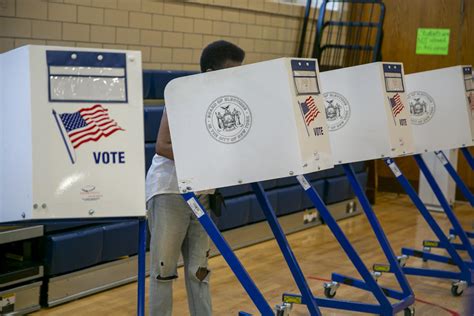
{"left": 389, "top": 93, "right": 404, "bottom": 117}
{"left": 53, "top": 104, "right": 124, "bottom": 163}
{"left": 300, "top": 96, "right": 321, "bottom": 126}
{"left": 58, "top": 104, "right": 124, "bottom": 149}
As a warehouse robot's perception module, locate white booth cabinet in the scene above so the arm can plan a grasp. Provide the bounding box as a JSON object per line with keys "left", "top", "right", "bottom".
{"left": 320, "top": 62, "right": 415, "bottom": 164}
{"left": 0, "top": 45, "right": 146, "bottom": 222}
{"left": 405, "top": 65, "right": 473, "bottom": 209}
{"left": 405, "top": 65, "right": 474, "bottom": 154}
{"left": 165, "top": 58, "right": 334, "bottom": 193}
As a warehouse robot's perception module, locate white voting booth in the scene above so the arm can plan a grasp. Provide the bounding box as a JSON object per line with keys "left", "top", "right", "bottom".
{"left": 165, "top": 58, "right": 335, "bottom": 315}
{"left": 320, "top": 62, "right": 415, "bottom": 164}
{"left": 165, "top": 59, "right": 417, "bottom": 315}
{"left": 405, "top": 66, "right": 474, "bottom": 210}
{"left": 289, "top": 62, "right": 416, "bottom": 313}
{"left": 0, "top": 45, "right": 146, "bottom": 222}
{"left": 165, "top": 58, "right": 334, "bottom": 193}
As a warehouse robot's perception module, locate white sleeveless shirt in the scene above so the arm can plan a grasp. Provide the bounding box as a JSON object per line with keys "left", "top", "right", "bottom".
{"left": 145, "top": 154, "right": 180, "bottom": 201}
{"left": 146, "top": 154, "right": 213, "bottom": 201}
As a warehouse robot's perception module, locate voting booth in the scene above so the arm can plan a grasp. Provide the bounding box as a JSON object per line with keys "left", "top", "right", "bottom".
{"left": 0, "top": 45, "right": 146, "bottom": 222}
{"left": 166, "top": 59, "right": 415, "bottom": 315}
{"left": 380, "top": 65, "right": 474, "bottom": 295}
{"left": 405, "top": 66, "right": 474, "bottom": 209}
{"left": 280, "top": 62, "right": 415, "bottom": 314}
{"left": 405, "top": 65, "right": 473, "bottom": 155}
{"left": 165, "top": 58, "right": 334, "bottom": 193}
{"left": 166, "top": 58, "right": 336, "bottom": 315}
{"left": 320, "top": 62, "right": 415, "bottom": 164}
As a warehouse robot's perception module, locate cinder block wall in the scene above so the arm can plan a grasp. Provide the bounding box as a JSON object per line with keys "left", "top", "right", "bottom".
{"left": 0, "top": 0, "right": 306, "bottom": 70}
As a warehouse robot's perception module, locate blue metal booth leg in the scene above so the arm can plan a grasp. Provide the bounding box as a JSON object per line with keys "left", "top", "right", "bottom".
{"left": 251, "top": 182, "right": 322, "bottom": 316}
{"left": 461, "top": 147, "right": 474, "bottom": 170}
{"left": 414, "top": 154, "right": 474, "bottom": 262}
{"left": 293, "top": 173, "right": 414, "bottom": 315}
{"left": 342, "top": 164, "right": 413, "bottom": 297}
{"left": 384, "top": 158, "right": 473, "bottom": 288}
{"left": 450, "top": 229, "right": 474, "bottom": 239}
{"left": 181, "top": 193, "right": 274, "bottom": 316}
{"left": 137, "top": 218, "right": 147, "bottom": 316}
{"left": 434, "top": 150, "right": 474, "bottom": 206}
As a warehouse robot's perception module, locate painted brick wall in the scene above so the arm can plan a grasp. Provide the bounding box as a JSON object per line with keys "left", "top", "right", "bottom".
{"left": 0, "top": 0, "right": 307, "bottom": 70}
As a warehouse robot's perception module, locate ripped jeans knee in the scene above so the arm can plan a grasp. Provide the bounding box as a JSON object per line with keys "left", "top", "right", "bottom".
{"left": 154, "top": 260, "right": 178, "bottom": 282}
{"left": 193, "top": 266, "right": 211, "bottom": 283}
{"left": 156, "top": 274, "right": 178, "bottom": 282}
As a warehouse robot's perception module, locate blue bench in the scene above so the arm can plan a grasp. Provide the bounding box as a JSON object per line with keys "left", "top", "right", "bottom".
{"left": 44, "top": 221, "right": 139, "bottom": 276}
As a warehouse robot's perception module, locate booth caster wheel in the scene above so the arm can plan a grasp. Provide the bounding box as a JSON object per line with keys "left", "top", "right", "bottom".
{"left": 451, "top": 285, "right": 463, "bottom": 296}
{"left": 451, "top": 280, "right": 467, "bottom": 297}
{"left": 404, "top": 306, "right": 415, "bottom": 316}
{"left": 323, "top": 281, "right": 339, "bottom": 298}
{"left": 275, "top": 302, "right": 292, "bottom": 316}
{"left": 324, "top": 287, "right": 336, "bottom": 298}
{"left": 397, "top": 255, "right": 408, "bottom": 267}
{"left": 422, "top": 247, "right": 431, "bottom": 262}
{"left": 372, "top": 271, "right": 382, "bottom": 283}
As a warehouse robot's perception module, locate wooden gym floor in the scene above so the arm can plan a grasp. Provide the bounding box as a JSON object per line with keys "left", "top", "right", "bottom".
{"left": 33, "top": 193, "right": 473, "bottom": 315}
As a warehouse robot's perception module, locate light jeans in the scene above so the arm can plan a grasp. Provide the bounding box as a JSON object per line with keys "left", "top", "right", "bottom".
{"left": 147, "top": 194, "right": 212, "bottom": 316}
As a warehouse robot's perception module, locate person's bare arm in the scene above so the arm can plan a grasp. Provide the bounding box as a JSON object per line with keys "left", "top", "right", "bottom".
{"left": 155, "top": 108, "right": 174, "bottom": 160}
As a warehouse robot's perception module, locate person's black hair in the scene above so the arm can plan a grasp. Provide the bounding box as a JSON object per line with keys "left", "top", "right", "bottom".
{"left": 200, "top": 40, "right": 245, "bottom": 72}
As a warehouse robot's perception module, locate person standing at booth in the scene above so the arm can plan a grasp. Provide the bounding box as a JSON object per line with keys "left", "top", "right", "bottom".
{"left": 145, "top": 41, "right": 245, "bottom": 316}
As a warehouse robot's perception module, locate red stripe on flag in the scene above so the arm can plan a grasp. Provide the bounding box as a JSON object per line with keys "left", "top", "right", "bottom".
{"left": 68, "top": 118, "right": 114, "bottom": 138}
{"left": 71, "top": 123, "right": 119, "bottom": 145}
{"left": 81, "top": 108, "right": 108, "bottom": 118}
{"left": 391, "top": 94, "right": 404, "bottom": 117}
{"left": 70, "top": 122, "right": 117, "bottom": 143}
{"left": 83, "top": 112, "right": 109, "bottom": 121}
{"left": 79, "top": 104, "right": 105, "bottom": 114}
{"left": 73, "top": 127, "right": 123, "bottom": 149}
{"left": 303, "top": 96, "right": 320, "bottom": 126}
{"left": 86, "top": 116, "right": 112, "bottom": 125}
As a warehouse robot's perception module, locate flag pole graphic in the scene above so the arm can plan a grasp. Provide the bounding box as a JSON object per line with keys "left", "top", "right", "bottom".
{"left": 52, "top": 109, "right": 76, "bottom": 164}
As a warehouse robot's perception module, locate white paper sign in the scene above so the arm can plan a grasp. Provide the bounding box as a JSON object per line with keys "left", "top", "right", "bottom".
{"left": 387, "top": 159, "right": 402, "bottom": 177}
{"left": 186, "top": 198, "right": 205, "bottom": 218}
{"left": 296, "top": 175, "right": 311, "bottom": 190}
{"left": 435, "top": 151, "right": 449, "bottom": 165}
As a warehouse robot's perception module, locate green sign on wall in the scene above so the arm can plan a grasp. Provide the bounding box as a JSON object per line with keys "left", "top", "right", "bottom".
{"left": 416, "top": 28, "right": 451, "bottom": 55}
